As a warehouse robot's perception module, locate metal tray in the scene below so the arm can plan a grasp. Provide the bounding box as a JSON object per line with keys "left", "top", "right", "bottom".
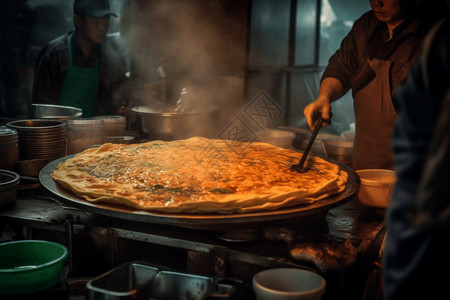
{"left": 86, "top": 261, "right": 240, "bottom": 300}
{"left": 39, "top": 155, "right": 359, "bottom": 230}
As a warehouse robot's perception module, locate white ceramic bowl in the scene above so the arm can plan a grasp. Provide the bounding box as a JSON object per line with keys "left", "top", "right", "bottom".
{"left": 301, "top": 133, "right": 341, "bottom": 156}
{"left": 252, "top": 268, "right": 326, "bottom": 300}
{"left": 256, "top": 129, "right": 295, "bottom": 148}
{"left": 356, "top": 169, "right": 397, "bottom": 208}
{"left": 342, "top": 130, "right": 355, "bottom": 141}
{"left": 322, "top": 139, "right": 353, "bottom": 166}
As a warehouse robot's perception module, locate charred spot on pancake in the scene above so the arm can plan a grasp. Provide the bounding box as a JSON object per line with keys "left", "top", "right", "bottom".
{"left": 137, "top": 184, "right": 198, "bottom": 196}
{"left": 210, "top": 188, "right": 234, "bottom": 194}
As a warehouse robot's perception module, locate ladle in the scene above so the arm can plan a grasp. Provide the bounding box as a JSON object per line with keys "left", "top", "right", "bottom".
{"left": 290, "top": 116, "right": 323, "bottom": 172}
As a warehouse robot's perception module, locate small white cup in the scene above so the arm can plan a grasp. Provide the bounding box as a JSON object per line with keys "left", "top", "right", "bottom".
{"left": 253, "top": 268, "right": 326, "bottom": 300}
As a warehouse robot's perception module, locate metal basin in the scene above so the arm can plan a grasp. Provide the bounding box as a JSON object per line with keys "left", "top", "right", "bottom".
{"left": 132, "top": 106, "right": 220, "bottom": 140}
{"left": 0, "top": 240, "right": 68, "bottom": 294}
{"left": 86, "top": 261, "right": 240, "bottom": 300}
{"left": 32, "top": 104, "right": 82, "bottom": 120}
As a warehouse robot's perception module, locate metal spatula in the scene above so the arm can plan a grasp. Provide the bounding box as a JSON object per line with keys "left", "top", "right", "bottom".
{"left": 290, "top": 116, "right": 323, "bottom": 172}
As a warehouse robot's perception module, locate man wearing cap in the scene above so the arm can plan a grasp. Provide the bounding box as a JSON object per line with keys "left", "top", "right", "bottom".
{"left": 32, "top": 0, "right": 129, "bottom": 117}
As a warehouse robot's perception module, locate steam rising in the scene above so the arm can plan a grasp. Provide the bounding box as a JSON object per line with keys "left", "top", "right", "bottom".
{"left": 129, "top": 0, "right": 246, "bottom": 114}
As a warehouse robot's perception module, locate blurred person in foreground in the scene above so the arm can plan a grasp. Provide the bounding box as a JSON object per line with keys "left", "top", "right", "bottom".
{"left": 383, "top": 13, "right": 450, "bottom": 299}
{"left": 32, "top": 0, "right": 129, "bottom": 117}
{"left": 303, "top": 0, "right": 447, "bottom": 170}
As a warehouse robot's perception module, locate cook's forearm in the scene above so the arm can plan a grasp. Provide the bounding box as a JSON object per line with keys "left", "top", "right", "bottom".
{"left": 317, "top": 77, "right": 347, "bottom": 103}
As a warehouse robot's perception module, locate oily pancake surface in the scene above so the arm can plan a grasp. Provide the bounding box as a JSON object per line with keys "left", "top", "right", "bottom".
{"left": 51, "top": 137, "right": 348, "bottom": 213}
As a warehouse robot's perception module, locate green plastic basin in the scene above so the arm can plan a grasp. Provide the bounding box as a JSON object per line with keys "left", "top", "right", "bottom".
{"left": 0, "top": 240, "right": 68, "bottom": 294}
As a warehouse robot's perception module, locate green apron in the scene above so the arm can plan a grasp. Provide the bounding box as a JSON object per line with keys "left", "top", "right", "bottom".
{"left": 59, "top": 33, "right": 99, "bottom": 117}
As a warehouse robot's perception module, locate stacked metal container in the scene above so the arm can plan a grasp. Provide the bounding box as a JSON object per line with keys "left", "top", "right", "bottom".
{"left": 0, "top": 126, "right": 19, "bottom": 171}
{"left": 6, "top": 120, "right": 67, "bottom": 161}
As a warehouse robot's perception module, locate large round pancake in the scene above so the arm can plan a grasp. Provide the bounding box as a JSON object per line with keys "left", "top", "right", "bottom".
{"left": 51, "top": 137, "right": 347, "bottom": 214}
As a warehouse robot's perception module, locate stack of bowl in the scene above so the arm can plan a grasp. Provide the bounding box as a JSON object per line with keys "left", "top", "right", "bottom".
{"left": 93, "top": 115, "right": 127, "bottom": 143}
{"left": 66, "top": 118, "right": 104, "bottom": 154}
{"left": 6, "top": 120, "right": 67, "bottom": 161}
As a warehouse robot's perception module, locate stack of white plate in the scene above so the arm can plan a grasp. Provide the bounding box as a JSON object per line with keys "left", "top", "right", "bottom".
{"left": 6, "top": 119, "right": 66, "bottom": 161}
{"left": 66, "top": 118, "right": 104, "bottom": 154}
{"left": 92, "top": 115, "right": 126, "bottom": 141}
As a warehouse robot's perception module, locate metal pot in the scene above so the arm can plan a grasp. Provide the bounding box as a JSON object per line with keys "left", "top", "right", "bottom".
{"left": 132, "top": 106, "right": 220, "bottom": 140}
{"left": 0, "top": 126, "right": 19, "bottom": 171}
{"left": 0, "top": 169, "right": 20, "bottom": 206}
{"left": 323, "top": 139, "right": 353, "bottom": 166}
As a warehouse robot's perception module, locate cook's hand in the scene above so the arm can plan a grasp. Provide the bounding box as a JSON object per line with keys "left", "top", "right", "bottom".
{"left": 303, "top": 97, "right": 333, "bottom": 130}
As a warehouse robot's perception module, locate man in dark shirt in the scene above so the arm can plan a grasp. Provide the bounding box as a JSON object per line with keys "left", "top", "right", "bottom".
{"left": 303, "top": 0, "right": 445, "bottom": 170}
{"left": 383, "top": 16, "right": 450, "bottom": 299}
{"left": 32, "top": 0, "right": 129, "bottom": 117}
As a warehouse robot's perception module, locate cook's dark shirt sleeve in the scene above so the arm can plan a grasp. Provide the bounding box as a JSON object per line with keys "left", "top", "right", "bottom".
{"left": 32, "top": 39, "right": 67, "bottom": 104}
{"left": 321, "top": 12, "right": 373, "bottom": 92}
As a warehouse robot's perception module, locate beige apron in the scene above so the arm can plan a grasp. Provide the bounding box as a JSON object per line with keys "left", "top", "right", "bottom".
{"left": 352, "top": 58, "right": 397, "bottom": 170}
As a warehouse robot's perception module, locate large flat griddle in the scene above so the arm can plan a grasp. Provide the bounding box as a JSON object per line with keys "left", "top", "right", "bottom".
{"left": 39, "top": 155, "right": 359, "bottom": 230}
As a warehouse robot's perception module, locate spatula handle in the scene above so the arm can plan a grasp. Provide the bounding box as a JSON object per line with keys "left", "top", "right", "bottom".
{"left": 297, "top": 116, "right": 324, "bottom": 169}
